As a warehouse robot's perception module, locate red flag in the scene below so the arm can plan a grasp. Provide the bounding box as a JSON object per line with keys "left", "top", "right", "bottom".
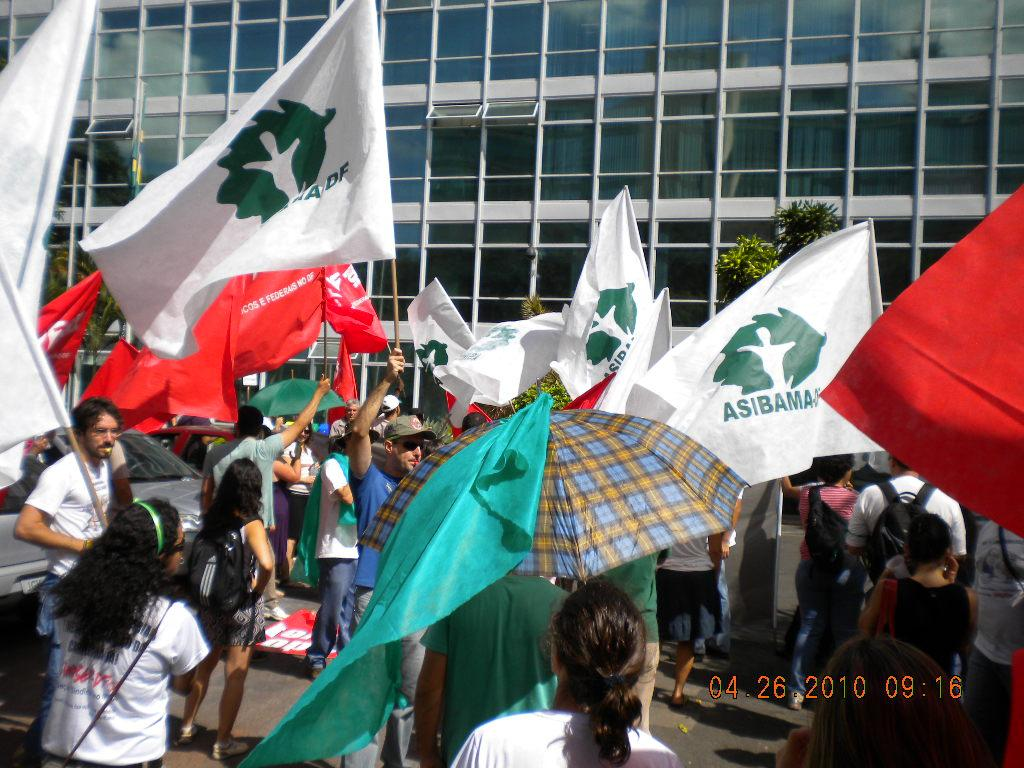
{"left": 233, "top": 268, "right": 323, "bottom": 377}
{"left": 327, "top": 338, "right": 359, "bottom": 425}
{"left": 563, "top": 374, "right": 615, "bottom": 410}
{"left": 323, "top": 264, "right": 387, "bottom": 353}
{"left": 38, "top": 272, "right": 102, "bottom": 389}
{"left": 822, "top": 188, "right": 1024, "bottom": 536}
{"left": 102, "top": 282, "right": 241, "bottom": 429}
{"left": 79, "top": 340, "right": 172, "bottom": 431}
{"left": 445, "top": 391, "right": 492, "bottom": 437}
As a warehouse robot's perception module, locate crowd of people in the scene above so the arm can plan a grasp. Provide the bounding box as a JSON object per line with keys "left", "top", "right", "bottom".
{"left": 7, "top": 345, "right": 1021, "bottom": 768}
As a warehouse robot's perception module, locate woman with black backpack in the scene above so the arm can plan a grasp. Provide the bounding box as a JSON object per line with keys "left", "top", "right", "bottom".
{"left": 179, "top": 458, "right": 274, "bottom": 760}
{"left": 782, "top": 454, "right": 865, "bottom": 712}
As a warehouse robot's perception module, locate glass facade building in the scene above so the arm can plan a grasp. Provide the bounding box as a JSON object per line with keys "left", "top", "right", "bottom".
{"left": 2, "top": 0, "right": 1022, "bottom": 412}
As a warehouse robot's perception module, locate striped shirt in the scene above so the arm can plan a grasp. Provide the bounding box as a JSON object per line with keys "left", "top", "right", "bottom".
{"left": 798, "top": 484, "right": 859, "bottom": 561}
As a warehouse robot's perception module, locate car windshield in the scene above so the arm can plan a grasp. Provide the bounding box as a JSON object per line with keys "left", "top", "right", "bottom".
{"left": 118, "top": 432, "right": 200, "bottom": 482}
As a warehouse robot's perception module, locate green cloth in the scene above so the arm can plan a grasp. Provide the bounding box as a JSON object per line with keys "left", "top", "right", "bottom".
{"left": 422, "top": 575, "right": 564, "bottom": 763}
{"left": 292, "top": 452, "right": 355, "bottom": 589}
{"left": 602, "top": 554, "right": 659, "bottom": 643}
{"left": 240, "top": 395, "right": 553, "bottom": 768}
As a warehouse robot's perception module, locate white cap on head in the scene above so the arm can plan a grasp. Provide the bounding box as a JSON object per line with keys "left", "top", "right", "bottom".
{"left": 381, "top": 394, "right": 400, "bottom": 413}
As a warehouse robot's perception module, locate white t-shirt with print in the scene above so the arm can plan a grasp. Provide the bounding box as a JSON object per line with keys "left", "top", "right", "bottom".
{"left": 26, "top": 452, "right": 112, "bottom": 577}
{"left": 974, "top": 521, "right": 1024, "bottom": 665}
{"left": 287, "top": 446, "right": 316, "bottom": 495}
{"left": 451, "top": 711, "right": 682, "bottom": 768}
{"left": 846, "top": 475, "right": 967, "bottom": 556}
{"left": 42, "top": 598, "right": 209, "bottom": 765}
{"left": 316, "top": 457, "right": 357, "bottom": 559}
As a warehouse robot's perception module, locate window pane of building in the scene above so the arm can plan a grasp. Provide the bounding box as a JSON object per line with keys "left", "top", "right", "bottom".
{"left": 486, "top": 126, "right": 537, "bottom": 176}
{"left": 491, "top": 5, "right": 542, "bottom": 55}
{"left": 430, "top": 128, "right": 481, "bottom": 176}
{"left": 661, "top": 122, "right": 715, "bottom": 171}
{"left": 728, "top": 0, "right": 785, "bottom": 40}
{"left": 855, "top": 114, "right": 915, "bottom": 167}
{"left": 285, "top": 19, "right": 324, "bottom": 61}
{"left": 189, "top": 26, "right": 230, "bottom": 71}
{"left": 438, "top": 8, "right": 486, "bottom": 58}
{"left": 666, "top": 0, "right": 722, "bottom": 44}
{"left": 142, "top": 29, "right": 183, "bottom": 74}
{"left": 599, "top": 123, "right": 654, "bottom": 174}
{"left": 791, "top": 87, "right": 846, "bottom": 111}
{"left": 140, "top": 137, "right": 178, "bottom": 182}
{"left": 97, "top": 32, "right": 139, "bottom": 78}
{"left": 930, "top": 0, "right": 995, "bottom": 29}
{"left": 387, "top": 128, "right": 427, "bottom": 177}
{"left": 793, "top": 0, "right": 852, "bottom": 36}
{"left": 543, "top": 124, "right": 594, "bottom": 173}
{"left": 860, "top": 0, "right": 922, "bottom": 32}
{"left": 654, "top": 248, "right": 711, "bottom": 299}
{"left": 788, "top": 116, "right": 846, "bottom": 169}
{"left": 722, "top": 118, "right": 779, "bottom": 169}
{"left": 925, "top": 110, "right": 989, "bottom": 166}
{"left": 547, "top": 0, "right": 600, "bottom": 51}
{"left": 546, "top": 99, "right": 595, "bottom": 121}
{"left": 384, "top": 12, "right": 432, "bottom": 61}
{"left": 606, "top": 0, "right": 659, "bottom": 48}
{"left": 999, "top": 107, "right": 1024, "bottom": 164}
{"left": 236, "top": 23, "right": 278, "bottom": 69}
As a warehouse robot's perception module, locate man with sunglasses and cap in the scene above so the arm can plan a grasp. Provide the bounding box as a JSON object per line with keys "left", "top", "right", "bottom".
{"left": 343, "top": 346, "right": 436, "bottom": 768}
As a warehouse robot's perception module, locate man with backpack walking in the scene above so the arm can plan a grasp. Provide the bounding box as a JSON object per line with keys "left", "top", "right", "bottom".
{"left": 846, "top": 455, "right": 967, "bottom": 582}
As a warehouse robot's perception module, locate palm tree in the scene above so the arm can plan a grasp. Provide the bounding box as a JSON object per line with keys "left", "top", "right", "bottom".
{"left": 773, "top": 201, "right": 841, "bottom": 260}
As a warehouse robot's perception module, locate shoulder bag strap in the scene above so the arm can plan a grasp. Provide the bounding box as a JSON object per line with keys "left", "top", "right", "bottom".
{"left": 61, "top": 601, "right": 173, "bottom": 768}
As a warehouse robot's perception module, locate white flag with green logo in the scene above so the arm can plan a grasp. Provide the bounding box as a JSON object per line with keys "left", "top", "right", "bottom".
{"left": 0, "top": 0, "right": 97, "bottom": 313}
{"left": 626, "top": 223, "right": 883, "bottom": 485}
{"left": 594, "top": 288, "right": 672, "bottom": 414}
{"left": 408, "top": 279, "right": 476, "bottom": 385}
{"left": 444, "top": 313, "right": 564, "bottom": 424}
{"left": 550, "top": 188, "right": 654, "bottom": 398}
{"left": 82, "top": 0, "right": 393, "bottom": 359}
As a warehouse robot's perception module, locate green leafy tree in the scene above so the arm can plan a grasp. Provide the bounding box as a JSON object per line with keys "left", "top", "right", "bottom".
{"left": 715, "top": 235, "right": 780, "bottom": 305}
{"left": 773, "top": 200, "right": 841, "bottom": 260}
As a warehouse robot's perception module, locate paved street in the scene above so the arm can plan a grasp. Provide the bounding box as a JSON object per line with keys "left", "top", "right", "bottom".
{"left": 0, "top": 520, "right": 810, "bottom": 768}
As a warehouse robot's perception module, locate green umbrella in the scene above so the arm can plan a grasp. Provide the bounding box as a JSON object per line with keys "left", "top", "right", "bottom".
{"left": 247, "top": 379, "right": 343, "bottom": 416}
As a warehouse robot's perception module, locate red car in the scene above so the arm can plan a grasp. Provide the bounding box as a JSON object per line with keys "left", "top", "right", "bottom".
{"left": 150, "top": 424, "right": 235, "bottom": 471}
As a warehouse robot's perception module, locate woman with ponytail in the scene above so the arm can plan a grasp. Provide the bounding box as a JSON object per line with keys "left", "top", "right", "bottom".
{"left": 41, "top": 499, "right": 209, "bottom": 767}
{"left": 451, "top": 580, "right": 681, "bottom": 768}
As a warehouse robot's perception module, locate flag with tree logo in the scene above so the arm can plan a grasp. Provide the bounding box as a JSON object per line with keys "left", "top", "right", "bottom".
{"left": 551, "top": 188, "right": 655, "bottom": 398}
{"left": 626, "top": 223, "right": 882, "bottom": 485}
{"left": 82, "top": 0, "right": 393, "bottom": 359}
{"left": 408, "top": 279, "right": 477, "bottom": 383}
{"left": 444, "top": 313, "right": 564, "bottom": 424}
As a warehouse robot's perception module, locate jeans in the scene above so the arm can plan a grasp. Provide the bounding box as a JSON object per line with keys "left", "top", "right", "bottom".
{"left": 306, "top": 558, "right": 358, "bottom": 668}
{"left": 341, "top": 587, "right": 424, "bottom": 768}
{"left": 964, "top": 650, "right": 1012, "bottom": 764}
{"left": 789, "top": 559, "right": 866, "bottom": 695}
{"left": 24, "top": 573, "right": 62, "bottom": 758}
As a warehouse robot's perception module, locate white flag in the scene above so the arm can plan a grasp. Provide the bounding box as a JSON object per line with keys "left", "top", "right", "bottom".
{"left": 83, "top": 0, "right": 393, "bottom": 358}
{"left": 0, "top": 260, "right": 70, "bottom": 487}
{"left": 626, "top": 223, "right": 883, "bottom": 485}
{"left": 0, "top": 0, "right": 97, "bottom": 313}
{"left": 594, "top": 289, "right": 672, "bottom": 414}
{"left": 445, "top": 313, "right": 564, "bottom": 424}
{"left": 551, "top": 188, "right": 654, "bottom": 398}
{"left": 408, "top": 279, "right": 476, "bottom": 384}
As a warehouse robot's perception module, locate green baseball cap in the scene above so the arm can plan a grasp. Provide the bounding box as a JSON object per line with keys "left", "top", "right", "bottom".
{"left": 383, "top": 415, "right": 436, "bottom": 443}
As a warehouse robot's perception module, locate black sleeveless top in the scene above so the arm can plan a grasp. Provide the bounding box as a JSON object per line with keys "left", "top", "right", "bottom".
{"left": 893, "top": 579, "right": 970, "bottom": 675}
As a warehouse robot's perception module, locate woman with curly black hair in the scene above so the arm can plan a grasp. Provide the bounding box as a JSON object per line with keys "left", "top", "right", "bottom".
{"left": 180, "top": 458, "right": 274, "bottom": 760}
{"left": 41, "top": 499, "right": 209, "bottom": 766}
{"left": 451, "top": 580, "right": 681, "bottom": 768}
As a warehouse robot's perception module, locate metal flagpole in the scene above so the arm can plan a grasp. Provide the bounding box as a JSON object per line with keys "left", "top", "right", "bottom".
{"left": 389, "top": 260, "right": 403, "bottom": 395}
{"left": 67, "top": 158, "right": 80, "bottom": 291}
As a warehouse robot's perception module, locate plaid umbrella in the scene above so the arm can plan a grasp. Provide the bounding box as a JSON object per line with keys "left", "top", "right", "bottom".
{"left": 362, "top": 409, "right": 744, "bottom": 579}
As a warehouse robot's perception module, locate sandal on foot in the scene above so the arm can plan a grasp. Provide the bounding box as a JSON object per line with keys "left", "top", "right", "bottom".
{"left": 212, "top": 739, "right": 250, "bottom": 760}
{"left": 176, "top": 724, "right": 197, "bottom": 745}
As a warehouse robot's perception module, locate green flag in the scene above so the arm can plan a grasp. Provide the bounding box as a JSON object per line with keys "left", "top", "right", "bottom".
{"left": 241, "top": 395, "right": 553, "bottom": 768}
{"left": 291, "top": 452, "right": 355, "bottom": 589}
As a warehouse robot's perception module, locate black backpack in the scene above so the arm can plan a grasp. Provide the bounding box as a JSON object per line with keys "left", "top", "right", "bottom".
{"left": 806, "top": 486, "right": 849, "bottom": 573}
{"left": 866, "top": 481, "right": 935, "bottom": 580}
{"left": 188, "top": 526, "right": 248, "bottom": 613}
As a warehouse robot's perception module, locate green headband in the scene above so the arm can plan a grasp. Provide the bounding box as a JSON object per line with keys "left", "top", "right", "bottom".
{"left": 134, "top": 499, "right": 164, "bottom": 555}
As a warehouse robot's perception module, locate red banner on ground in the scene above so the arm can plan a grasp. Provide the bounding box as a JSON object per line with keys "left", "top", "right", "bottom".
{"left": 822, "top": 188, "right": 1024, "bottom": 536}
{"left": 38, "top": 272, "right": 102, "bottom": 389}
{"left": 257, "top": 608, "right": 337, "bottom": 658}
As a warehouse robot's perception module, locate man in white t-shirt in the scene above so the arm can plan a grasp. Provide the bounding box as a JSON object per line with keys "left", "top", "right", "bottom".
{"left": 846, "top": 456, "right": 967, "bottom": 574}
{"left": 13, "top": 397, "right": 132, "bottom": 765}
{"left": 304, "top": 452, "right": 356, "bottom": 677}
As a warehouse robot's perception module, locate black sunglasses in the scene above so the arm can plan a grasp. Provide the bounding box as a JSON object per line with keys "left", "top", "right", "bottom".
{"left": 400, "top": 440, "right": 423, "bottom": 451}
